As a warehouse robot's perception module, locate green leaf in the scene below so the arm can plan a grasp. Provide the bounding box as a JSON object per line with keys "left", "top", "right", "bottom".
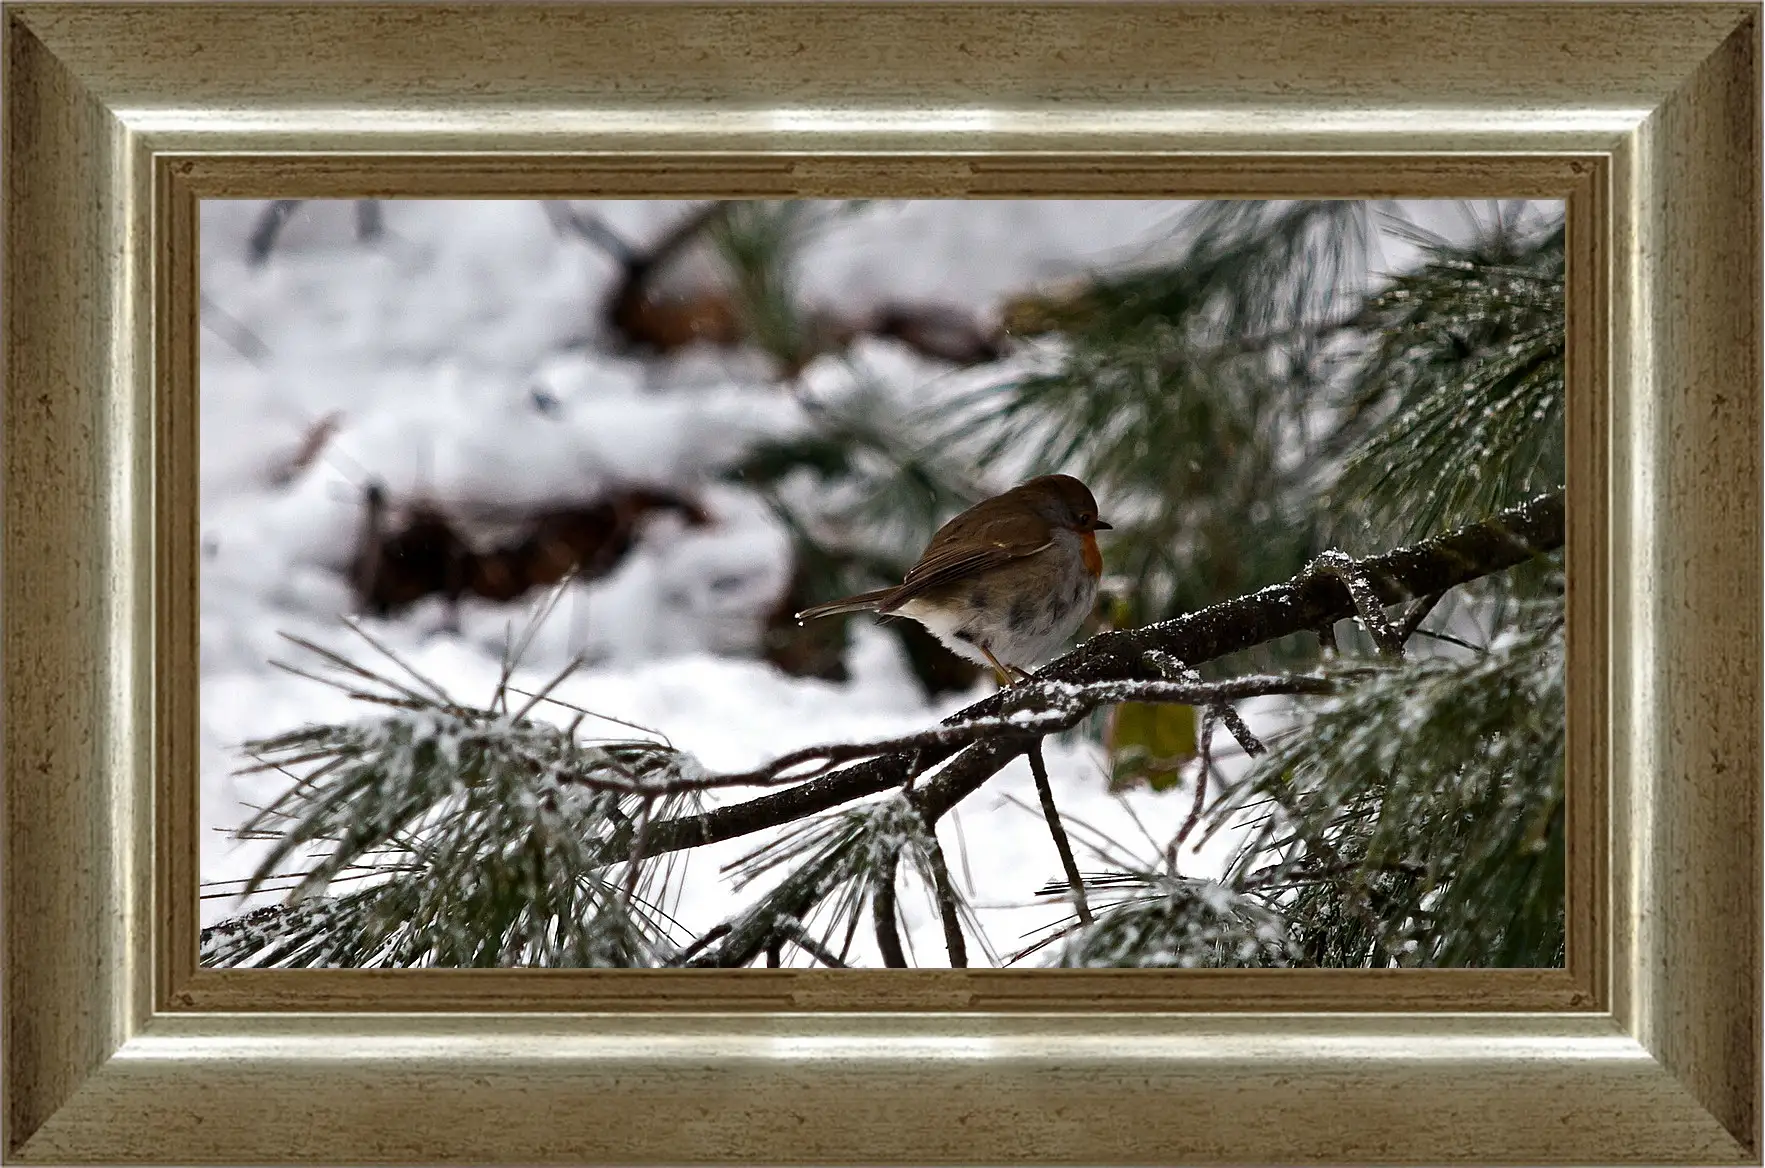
{"left": 1106, "top": 701, "right": 1198, "bottom": 792}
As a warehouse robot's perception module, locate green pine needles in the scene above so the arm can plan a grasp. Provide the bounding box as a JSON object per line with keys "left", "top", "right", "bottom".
{"left": 210, "top": 634, "right": 706, "bottom": 968}
{"left": 1333, "top": 214, "right": 1566, "bottom": 544}
{"left": 1219, "top": 603, "right": 1566, "bottom": 967}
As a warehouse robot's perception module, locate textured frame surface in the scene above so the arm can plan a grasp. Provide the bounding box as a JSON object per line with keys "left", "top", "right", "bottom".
{"left": 3, "top": 2, "right": 1759, "bottom": 1163}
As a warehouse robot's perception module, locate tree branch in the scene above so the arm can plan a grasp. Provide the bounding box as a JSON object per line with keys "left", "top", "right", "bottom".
{"left": 1174, "top": 708, "right": 1218, "bottom": 855}
{"left": 1214, "top": 703, "right": 1264, "bottom": 758}
{"left": 614, "top": 491, "right": 1565, "bottom": 859}
{"left": 922, "top": 831, "right": 969, "bottom": 967}
{"left": 668, "top": 923, "right": 730, "bottom": 966}
{"left": 576, "top": 673, "right": 1327, "bottom": 802}
{"left": 1305, "top": 550, "right": 1405, "bottom": 658}
{"left": 1029, "top": 743, "right": 1092, "bottom": 926}
{"left": 774, "top": 918, "right": 849, "bottom": 969}
{"left": 872, "top": 852, "right": 907, "bottom": 968}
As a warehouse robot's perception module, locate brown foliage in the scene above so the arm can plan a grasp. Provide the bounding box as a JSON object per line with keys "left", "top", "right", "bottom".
{"left": 351, "top": 484, "right": 711, "bottom": 617}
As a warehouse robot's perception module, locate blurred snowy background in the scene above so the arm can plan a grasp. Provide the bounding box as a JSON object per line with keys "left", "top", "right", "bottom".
{"left": 198, "top": 198, "right": 1550, "bottom": 967}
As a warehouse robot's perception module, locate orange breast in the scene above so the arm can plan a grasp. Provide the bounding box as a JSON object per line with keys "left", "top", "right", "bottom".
{"left": 1079, "top": 530, "right": 1103, "bottom": 577}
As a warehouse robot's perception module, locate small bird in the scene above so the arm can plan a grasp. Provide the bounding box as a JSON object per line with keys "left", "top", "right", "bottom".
{"left": 796, "top": 474, "right": 1111, "bottom": 685}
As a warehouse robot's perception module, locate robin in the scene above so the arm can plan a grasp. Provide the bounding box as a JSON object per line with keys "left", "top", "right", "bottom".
{"left": 795, "top": 474, "right": 1111, "bottom": 685}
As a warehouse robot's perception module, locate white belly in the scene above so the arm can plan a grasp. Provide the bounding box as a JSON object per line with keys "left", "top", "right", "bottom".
{"left": 894, "top": 544, "right": 1097, "bottom": 674}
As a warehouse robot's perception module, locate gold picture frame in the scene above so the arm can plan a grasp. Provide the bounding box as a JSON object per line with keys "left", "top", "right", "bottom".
{"left": 4, "top": 2, "right": 1758, "bottom": 1162}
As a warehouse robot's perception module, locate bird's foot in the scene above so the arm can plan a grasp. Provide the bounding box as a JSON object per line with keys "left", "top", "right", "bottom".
{"left": 989, "top": 664, "right": 1036, "bottom": 688}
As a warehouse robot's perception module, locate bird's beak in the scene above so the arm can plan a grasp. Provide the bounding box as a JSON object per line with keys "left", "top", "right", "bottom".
{"left": 1091, "top": 519, "right": 1113, "bottom": 531}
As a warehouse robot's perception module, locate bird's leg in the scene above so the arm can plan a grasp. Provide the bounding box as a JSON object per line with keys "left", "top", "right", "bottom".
{"left": 979, "top": 645, "right": 1033, "bottom": 687}
{"left": 978, "top": 645, "right": 1012, "bottom": 687}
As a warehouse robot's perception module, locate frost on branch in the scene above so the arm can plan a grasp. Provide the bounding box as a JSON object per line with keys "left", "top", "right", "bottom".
{"left": 1216, "top": 602, "right": 1566, "bottom": 968}
{"left": 205, "top": 669, "right": 709, "bottom": 968}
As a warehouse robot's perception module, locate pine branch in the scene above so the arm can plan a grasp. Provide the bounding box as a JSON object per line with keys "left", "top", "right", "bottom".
{"left": 573, "top": 673, "right": 1328, "bottom": 800}
{"left": 1029, "top": 743, "right": 1092, "bottom": 926}
{"left": 1216, "top": 607, "right": 1567, "bottom": 966}
{"left": 872, "top": 852, "right": 907, "bottom": 968}
{"left": 922, "top": 832, "right": 969, "bottom": 967}
{"left": 624, "top": 490, "right": 1564, "bottom": 856}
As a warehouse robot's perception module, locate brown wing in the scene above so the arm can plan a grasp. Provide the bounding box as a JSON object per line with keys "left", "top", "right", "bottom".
{"left": 878, "top": 504, "right": 1052, "bottom": 612}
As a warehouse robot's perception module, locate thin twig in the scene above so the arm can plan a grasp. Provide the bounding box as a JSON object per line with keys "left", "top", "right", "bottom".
{"left": 542, "top": 201, "right": 640, "bottom": 264}
{"left": 508, "top": 652, "right": 588, "bottom": 725}
{"left": 773, "top": 918, "right": 849, "bottom": 969}
{"left": 1142, "top": 647, "right": 1264, "bottom": 769}
{"left": 1213, "top": 703, "right": 1265, "bottom": 758}
{"left": 872, "top": 853, "right": 907, "bottom": 968}
{"left": 1028, "top": 743, "right": 1092, "bottom": 927}
{"left": 199, "top": 291, "right": 272, "bottom": 365}
{"left": 246, "top": 199, "right": 303, "bottom": 265}
{"left": 1174, "top": 710, "right": 1218, "bottom": 855}
{"left": 584, "top": 674, "right": 1335, "bottom": 799}
{"left": 921, "top": 830, "right": 969, "bottom": 968}
{"left": 670, "top": 923, "right": 731, "bottom": 966}
{"left": 1410, "top": 626, "right": 1486, "bottom": 654}
{"left": 1398, "top": 590, "right": 1447, "bottom": 643}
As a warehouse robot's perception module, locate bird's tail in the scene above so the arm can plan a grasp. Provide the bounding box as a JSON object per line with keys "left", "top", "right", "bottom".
{"left": 794, "top": 587, "right": 897, "bottom": 624}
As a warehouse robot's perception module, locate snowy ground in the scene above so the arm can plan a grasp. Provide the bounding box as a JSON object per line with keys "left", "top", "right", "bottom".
{"left": 197, "top": 198, "right": 1527, "bottom": 967}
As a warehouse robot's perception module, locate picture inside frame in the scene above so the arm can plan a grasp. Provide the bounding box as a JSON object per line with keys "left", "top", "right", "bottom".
{"left": 196, "top": 197, "right": 1568, "bottom": 971}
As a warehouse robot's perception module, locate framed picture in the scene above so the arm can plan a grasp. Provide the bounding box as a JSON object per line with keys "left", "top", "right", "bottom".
{"left": 4, "top": 3, "right": 1758, "bottom": 1163}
